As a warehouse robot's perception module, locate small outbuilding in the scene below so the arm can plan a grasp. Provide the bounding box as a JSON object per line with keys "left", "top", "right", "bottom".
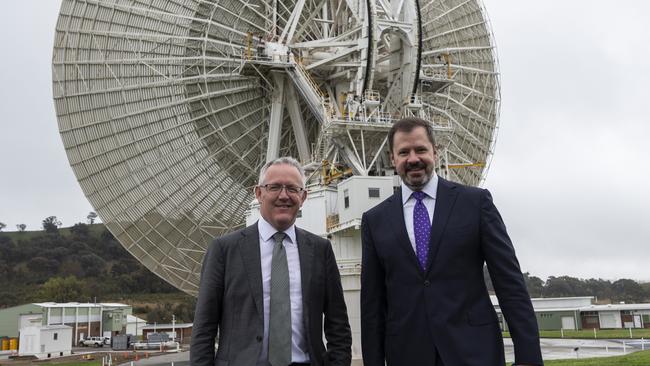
{"left": 580, "top": 303, "right": 650, "bottom": 329}
{"left": 18, "top": 325, "right": 72, "bottom": 359}
{"left": 493, "top": 296, "right": 594, "bottom": 331}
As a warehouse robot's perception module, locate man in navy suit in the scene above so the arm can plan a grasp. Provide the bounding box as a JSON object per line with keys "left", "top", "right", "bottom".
{"left": 360, "top": 117, "right": 543, "bottom": 365}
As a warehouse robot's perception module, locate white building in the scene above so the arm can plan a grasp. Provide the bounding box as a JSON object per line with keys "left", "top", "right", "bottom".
{"left": 126, "top": 314, "right": 147, "bottom": 337}
{"left": 19, "top": 325, "right": 72, "bottom": 359}
{"left": 0, "top": 302, "right": 132, "bottom": 346}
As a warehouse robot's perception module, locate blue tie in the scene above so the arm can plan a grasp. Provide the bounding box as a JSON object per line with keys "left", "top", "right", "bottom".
{"left": 412, "top": 191, "right": 431, "bottom": 270}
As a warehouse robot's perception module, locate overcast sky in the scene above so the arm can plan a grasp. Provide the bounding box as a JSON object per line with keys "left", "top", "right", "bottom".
{"left": 0, "top": 1, "right": 648, "bottom": 281}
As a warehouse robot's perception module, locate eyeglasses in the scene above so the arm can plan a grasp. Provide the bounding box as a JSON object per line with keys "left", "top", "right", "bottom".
{"left": 259, "top": 184, "right": 305, "bottom": 194}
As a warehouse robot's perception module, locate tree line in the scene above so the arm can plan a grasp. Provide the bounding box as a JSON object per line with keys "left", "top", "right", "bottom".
{"left": 484, "top": 268, "right": 650, "bottom": 303}
{"left": 0, "top": 212, "right": 97, "bottom": 234}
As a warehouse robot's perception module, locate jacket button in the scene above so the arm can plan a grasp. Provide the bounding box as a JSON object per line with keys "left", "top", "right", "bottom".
{"left": 256, "top": 335, "right": 263, "bottom": 342}
{"left": 424, "top": 280, "right": 430, "bottom": 287}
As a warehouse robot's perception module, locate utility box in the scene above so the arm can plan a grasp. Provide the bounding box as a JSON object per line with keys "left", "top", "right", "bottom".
{"left": 111, "top": 334, "right": 134, "bottom": 350}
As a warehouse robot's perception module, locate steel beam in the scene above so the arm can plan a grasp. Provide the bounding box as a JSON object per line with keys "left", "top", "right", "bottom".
{"left": 285, "top": 82, "right": 311, "bottom": 163}
{"left": 280, "top": 0, "right": 307, "bottom": 43}
{"left": 266, "top": 72, "right": 286, "bottom": 162}
{"left": 305, "top": 45, "right": 361, "bottom": 70}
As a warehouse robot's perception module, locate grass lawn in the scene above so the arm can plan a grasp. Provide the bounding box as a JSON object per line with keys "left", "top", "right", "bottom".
{"left": 539, "top": 350, "right": 650, "bottom": 365}
{"left": 503, "top": 328, "right": 650, "bottom": 339}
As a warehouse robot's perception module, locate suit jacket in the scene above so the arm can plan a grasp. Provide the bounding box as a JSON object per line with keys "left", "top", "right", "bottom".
{"left": 191, "top": 223, "right": 352, "bottom": 366}
{"left": 360, "top": 177, "right": 543, "bottom": 366}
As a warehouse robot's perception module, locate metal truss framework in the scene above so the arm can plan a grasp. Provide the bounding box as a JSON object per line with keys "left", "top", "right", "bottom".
{"left": 53, "top": 0, "right": 500, "bottom": 295}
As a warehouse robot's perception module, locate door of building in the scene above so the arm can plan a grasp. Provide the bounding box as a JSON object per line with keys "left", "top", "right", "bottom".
{"left": 561, "top": 316, "right": 576, "bottom": 330}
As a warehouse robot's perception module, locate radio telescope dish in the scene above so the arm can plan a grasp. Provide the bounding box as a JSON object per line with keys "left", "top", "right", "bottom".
{"left": 52, "top": 0, "right": 500, "bottom": 294}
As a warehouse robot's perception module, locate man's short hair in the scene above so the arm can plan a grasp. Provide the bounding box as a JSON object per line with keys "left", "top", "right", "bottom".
{"left": 258, "top": 156, "right": 306, "bottom": 185}
{"left": 387, "top": 117, "right": 436, "bottom": 152}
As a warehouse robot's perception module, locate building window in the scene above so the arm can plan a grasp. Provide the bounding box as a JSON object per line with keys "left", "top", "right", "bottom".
{"left": 53, "top": 333, "right": 58, "bottom": 340}
{"left": 297, "top": 210, "right": 302, "bottom": 218}
{"left": 344, "top": 189, "right": 349, "bottom": 208}
{"left": 368, "top": 188, "right": 380, "bottom": 198}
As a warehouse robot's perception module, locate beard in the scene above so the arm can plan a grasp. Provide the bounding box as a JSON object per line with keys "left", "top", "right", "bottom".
{"left": 402, "top": 160, "right": 433, "bottom": 190}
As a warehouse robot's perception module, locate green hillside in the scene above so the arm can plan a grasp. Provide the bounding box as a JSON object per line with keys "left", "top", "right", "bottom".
{"left": 0, "top": 223, "right": 194, "bottom": 322}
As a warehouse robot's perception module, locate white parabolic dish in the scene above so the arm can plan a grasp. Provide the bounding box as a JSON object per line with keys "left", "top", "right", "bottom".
{"left": 52, "top": 0, "right": 500, "bottom": 294}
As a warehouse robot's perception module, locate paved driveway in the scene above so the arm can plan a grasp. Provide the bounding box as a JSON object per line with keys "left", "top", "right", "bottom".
{"left": 505, "top": 338, "right": 645, "bottom": 362}
{"left": 121, "top": 339, "right": 650, "bottom": 365}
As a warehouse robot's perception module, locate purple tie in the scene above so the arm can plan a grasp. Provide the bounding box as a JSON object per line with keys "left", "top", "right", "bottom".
{"left": 412, "top": 191, "right": 431, "bottom": 270}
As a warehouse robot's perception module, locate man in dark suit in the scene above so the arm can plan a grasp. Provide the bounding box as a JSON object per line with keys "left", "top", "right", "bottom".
{"left": 360, "top": 118, "right": 543, "bottom": 366}
{"left": 191, "top": 157, "right": 352, "bottom": 366}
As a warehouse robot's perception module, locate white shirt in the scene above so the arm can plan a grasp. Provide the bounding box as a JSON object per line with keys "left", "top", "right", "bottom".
{"left": 257, "top": 217, "right": 309, "bottom": 365}
{"left": 401, "top": 173, "right": 438, "bottom": 253}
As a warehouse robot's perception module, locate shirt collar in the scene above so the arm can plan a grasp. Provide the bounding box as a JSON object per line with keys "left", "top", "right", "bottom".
{"left": 401, "top": 172, "right": 438, "bottom": 205}
{"left": 258, "top": 216, "right": 297, "bottom": 245}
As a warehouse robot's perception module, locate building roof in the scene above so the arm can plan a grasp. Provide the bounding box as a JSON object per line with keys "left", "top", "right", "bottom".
{"left": 127, "top": 315, "right": 147, "bottom": 323}
{"left": 534, "top": 308, "right": 584, "bottom": 312}
{"left": 581, "top": 303, "right": 650, "bottom": 311}
{"left": 493, "top": 302, "right": 650, "bottom": 314}
{"left": 532, "top": 296, "right": 595, "bottom": 302}
{"left": 42, "top": 325, "right": 73, "bottom": 330}
{"left": 22, "top": 325, "right": 72, "bottom": 331}
{"left": 490, "top": 295, "right": 595, "bottom": 306}
{"left": 495, "top": 307, "right": 583, "bottom": 314}
{"left": 141, "top": 323, "right": 193, "bottom": 330}
{"left": 32, "top": 302, "right": 130, "bottom": 308}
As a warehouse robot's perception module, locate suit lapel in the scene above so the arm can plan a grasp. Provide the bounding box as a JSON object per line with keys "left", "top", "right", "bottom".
{"left": 296, "top": 228, "right": 314, "bottom": 338}
{"left": 239, "top": 223, "right": 264, "bottom": 319}
{"left": 425, "top": 177, "right": 458, "bottom": 276}
{"left": 389, "top": 190, "right": 424, "bottom": 275}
